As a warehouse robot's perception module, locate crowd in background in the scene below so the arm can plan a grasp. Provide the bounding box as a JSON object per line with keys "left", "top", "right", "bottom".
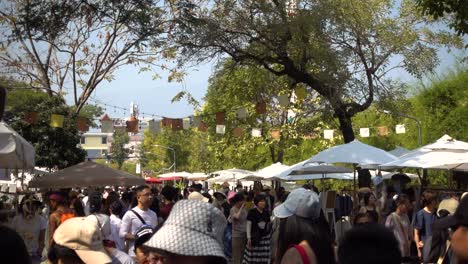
{"left": 0, "top": 180, "right": 467, "bottom": 264}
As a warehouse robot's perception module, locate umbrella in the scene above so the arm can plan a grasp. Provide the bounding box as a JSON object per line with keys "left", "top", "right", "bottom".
{"left": 208, "top": 168, "right": 255, "bottom": 182}
{"left": 289, "top": 164, "right": 353, "bottom": 175}
{"left": 0, "top": 122, "right": 35, "bottom": 169}
{"left": 389, "top": 146, "right": 411, "bottom": 157}
{"left": 255, "top": 162, "right": 291, "bottom": 180}
{"left": 307, "top": 140, "right": 398, "bottom": 166}
{"left": 158, "top": 171, "right": 193, "bottom": 178}
{"left": 282, "top": 173, "right": 354, "bottom": 181}
{"left": 28, "top": 161, "right": 145, "bottom": 188}
{"left": 380, "top": 135, "right": 468, "bottom": 170}
{"left": 187, "top": 173, "right": 209, "bottom": 181}
{"left": 306, "top": 140, "right": 397, "bottom": 190}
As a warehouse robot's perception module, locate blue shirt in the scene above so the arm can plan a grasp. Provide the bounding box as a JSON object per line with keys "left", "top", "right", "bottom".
{"left": 415, "top": 209, "right": 436, "bottom": 239}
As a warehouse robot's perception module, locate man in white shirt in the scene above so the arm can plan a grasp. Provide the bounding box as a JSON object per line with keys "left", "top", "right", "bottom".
{"left": 120, "top": 185, "right": 158, "bottom": 257}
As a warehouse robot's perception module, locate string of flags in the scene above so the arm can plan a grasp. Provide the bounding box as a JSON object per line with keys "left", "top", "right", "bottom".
{"left": 16, "top": 94, "right": 408, "bottom": 140}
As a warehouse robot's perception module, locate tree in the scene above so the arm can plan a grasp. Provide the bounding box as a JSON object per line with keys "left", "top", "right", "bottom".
{"left": 3, "top": 86, "right": 87, "bottom": 169}
{"left": 416, "top": 0, "right": 468, "bottom": 35}
{"left": 110, "top": 129, "right": 129, "bottom": 169}
{"left": 0, "top": 0, "right": 175, "bottom": 115}
{"left": 201, "top": 59, "right": 332, "bottom": 165}
{"left": 173, "top": 0, "right": 463, "bottom": 143}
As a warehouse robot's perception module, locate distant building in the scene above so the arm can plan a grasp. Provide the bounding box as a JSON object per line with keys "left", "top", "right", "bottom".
{"left": 79, "top": 132, "right": 111, "bottom": 160}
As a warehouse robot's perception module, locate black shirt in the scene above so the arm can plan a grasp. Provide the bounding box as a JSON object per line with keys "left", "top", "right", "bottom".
{"left": 247, "top": 208, "right": 270, "bottom": 237}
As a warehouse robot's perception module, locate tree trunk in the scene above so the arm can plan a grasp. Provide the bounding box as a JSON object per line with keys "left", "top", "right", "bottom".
{"left": 336, "top": 111, "right": 355, "bottom": 143}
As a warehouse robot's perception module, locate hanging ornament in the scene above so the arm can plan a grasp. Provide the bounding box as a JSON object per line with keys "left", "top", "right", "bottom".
{"left": 182, "top": 118, "right": 191, "bottom": 129}
{"left": 252, "top": 128, "right": 262, "bottom": 138}
{"left": 172, "top": 119, "right": 183, "bottom": 131}
{"left": 278, "top": 94, "right": 289, "bottom": 107}
{"left": 295, "top": 86, "right": 307, "bottom": 101}
{"left": 148, "top": 120, "right": 161, "bottom": 134}
{"left": 323, "top": 129, "right": 334, "bottom": 140}
{"left": 359, "top": 128, "right": 370, "bottom": 138}
{"left": 162, "top": 117, "right": 172, "bottom": 127}
{"left": 50, "top": 114, "right": 65, "bottom": 128}
{"left": 126, "top": 116, "right": 139, "bottom": 133}
{"left": 216, "top": 124, "right": 226, "bottom": 134}
{"left": 76, "top": 117, "right": 89, "bottom": 132}
{"left": 270, "top": 129, "right": 281, "bottom": 140}
{"left": 216, "top": 112, "right": 225, "bottom": 125}
{"left": 378, "top": 126, "right": 389, "bottom": 136}
{"left": 255, "top": 101, "right": 267, "bottom": 114}
{"left": 236, "top": 108, "right": 247, "bottom": 119}
{"left": 198, "top": 122, "right": 208, "bottom": 132}
{"left": 233, "top": 127, "right": 244, "bottom": 137}
{"left": 24, "top": 112, "right": 38, "bottom": 124}
{"left": 395, "top": 124, "right": 406, "bottom": 134}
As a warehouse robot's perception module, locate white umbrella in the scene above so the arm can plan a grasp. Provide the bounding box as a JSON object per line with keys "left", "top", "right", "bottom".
{"left": 209, "top": 168, "right": 255, "bottom": 182}
{"left": 289, "top": 164, "right": 353, "bottom": 175}
{"left": 158, "top": 171, "right": 193, "bottom": 178}
{"left": 306, "top": 140, "right": 397, "bottom": 190}
{"left": 380, "top": 135, "right": 468, "bottom": 170}
{"left": 187, "top": 173, "right": 209, "bottom": 180}
{"left": 255, "top": 162, "right": 291, "bottom": 179}
{"left": 307, "top": 140, "right": 398, "bottom": 166}
{"left": 0, "top": 122, "right": 35, "bottom": 169}
{"left": 389, "top": 146, "right": 411, "bottom": 157}
{"left": 282, "top": 173, "right": 354, "bottom": 181}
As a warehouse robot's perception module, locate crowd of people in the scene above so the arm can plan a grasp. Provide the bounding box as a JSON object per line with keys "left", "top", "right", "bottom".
{"left": 0, "top": 181, "right": 467, "bottom": 264}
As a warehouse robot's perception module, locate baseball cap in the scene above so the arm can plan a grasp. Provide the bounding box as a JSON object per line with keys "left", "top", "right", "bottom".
{"left": 434, "top": 196, "right": 468, "bottom": 230}
{"left": 53, "top": 217, "right": 112, "bottom": 263}
{"left": 437, "top": 198, "right": 459, "bottom": 217}
{"left": 188, "top": 191, "right": 209, "bottom": 203}
{"left": 273, "top": 188, "right": 321, "bottom": 219}
{"left": 144, "top": 200, "right": 227, "bottom": 263}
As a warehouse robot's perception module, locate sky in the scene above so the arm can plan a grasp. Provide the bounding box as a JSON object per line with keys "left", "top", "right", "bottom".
{"left": 67, "top": 46, "right": 465, "bottom": 120}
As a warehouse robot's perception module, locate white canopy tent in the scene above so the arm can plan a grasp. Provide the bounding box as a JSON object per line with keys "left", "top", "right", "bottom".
{"left": 158, "top": 171, "right": 193, "bottom": 178}
{"left": 0, "top": 122, "right": 35, "bottom": 169}
{"left": 389, "top": 146, "right": 411, "bottom": 157}
{"left": 207, "top": 168, "right": 255, "bottom": 182}
{"left": 380, "top": 135, "right": 468, "bottom": 170}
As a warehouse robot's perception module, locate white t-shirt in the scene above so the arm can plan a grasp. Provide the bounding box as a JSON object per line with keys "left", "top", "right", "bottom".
{"left": 119, "top": 206, "right": 157, "bottom": 256}
{"left": 108, "top": 247, "right": 135, "bottom": 264}
{"left": 11, "top": 214, "right": 47, "bottom": 255}
{"left": 110, "top": 214, "right": 126, "bottom": 251}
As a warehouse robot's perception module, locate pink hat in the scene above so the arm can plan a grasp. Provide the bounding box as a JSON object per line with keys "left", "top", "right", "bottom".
{"left": 227, "top": 191, "right": 236, "bottom": 202}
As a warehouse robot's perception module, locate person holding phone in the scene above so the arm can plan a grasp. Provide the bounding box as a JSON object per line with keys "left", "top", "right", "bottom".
{"left": 228, "top": 193, "right": 248, "bottom": 264}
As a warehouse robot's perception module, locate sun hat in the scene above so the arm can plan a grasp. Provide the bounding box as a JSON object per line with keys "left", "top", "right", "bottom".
{"left": 53, "top": 217, "right": 112, "bottom": 263}
{"left": 434, "top": 196, "right": 468, "bottom": 230}
{"left": 134, "top": 225, "right": 155, "bottom": 249}
{"left": 213, "top": 191, "right": 227, "bottom": 200}
{"left": 273, "top": 188, "right": 321, "bottom": 219}
{"left": 144, "top": 200, "right": 227, "bottom": 263}
{"left": 188, "top": 191, "right": 209, "bottom": 203}
{"left": 437, "top": 198, "right": 459, "bottom": 217}
{"left": 227, "top": 191, "right": 236, "bottom": 201}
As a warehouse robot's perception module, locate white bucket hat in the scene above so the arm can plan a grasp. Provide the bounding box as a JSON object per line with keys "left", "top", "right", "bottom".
{"left": 144, "top": 199, "right": 227, "bottom": 262}
{"left": 273, "top": 188, "right": 321, "bottom": 219}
